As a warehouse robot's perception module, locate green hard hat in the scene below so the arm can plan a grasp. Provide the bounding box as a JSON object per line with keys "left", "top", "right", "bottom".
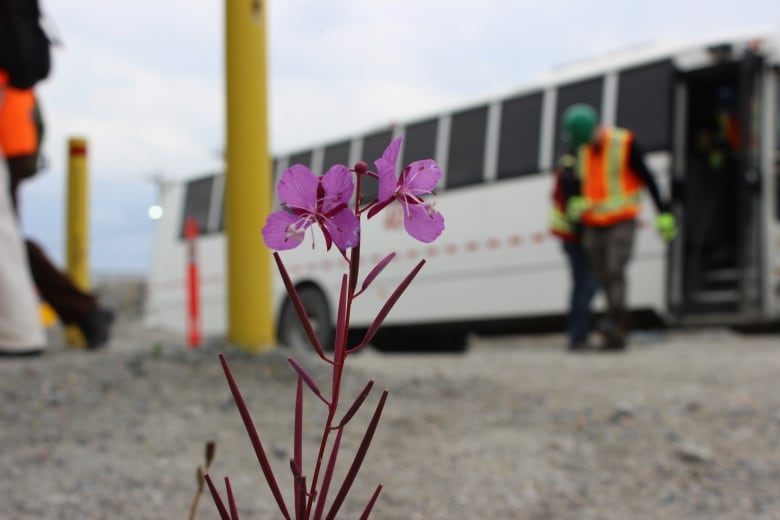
{"left": 563, "top": 104, "right": 598, "bottom": 147}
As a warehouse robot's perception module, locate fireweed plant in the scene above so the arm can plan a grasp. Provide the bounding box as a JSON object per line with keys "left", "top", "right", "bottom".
{"left": 205, "top": 136, "right": 445, "bottom": 520}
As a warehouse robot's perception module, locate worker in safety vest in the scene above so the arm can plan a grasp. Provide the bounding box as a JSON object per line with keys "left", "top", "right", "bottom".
{"left": 0, "top": 73, "right": 47, "bottom": 356}
{"left": 549, "top": 152, "right": 597, "bottom": 351}
{"left": 0, "top": 70, "right": 114, "bottom": 350}
{"left": 563, "top": 104, "right": 676, "bottom": 350}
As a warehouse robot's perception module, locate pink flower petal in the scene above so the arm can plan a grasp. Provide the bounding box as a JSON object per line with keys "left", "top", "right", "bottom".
{"left": 262, "top": 210, "right": 308, "bottom": 250}
{"left": 403, "top": 203, "right": 445, "bottom": 243}
{"left": 401, "top": 159, "right": 441, "bottom": 194}
{"left": 374, "top": 137, "right": 402, "bottom": 203}
{"left": 321, "top": 164, "right": 354, "bottom": 208}
{"left": 277, "top": 165, "right": 319, "bottom": 211}
{"left": 323, "top": 207, "right": 361, "bottom": 250}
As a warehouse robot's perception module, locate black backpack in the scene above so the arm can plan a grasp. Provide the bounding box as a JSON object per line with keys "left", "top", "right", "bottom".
{"left": 0, "top": 0, "right": 52, "bottom": 89}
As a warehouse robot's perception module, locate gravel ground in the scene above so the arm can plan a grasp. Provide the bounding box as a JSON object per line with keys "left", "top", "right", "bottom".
{"left": 1, "top": 320, "right": 780, "bottom": 520}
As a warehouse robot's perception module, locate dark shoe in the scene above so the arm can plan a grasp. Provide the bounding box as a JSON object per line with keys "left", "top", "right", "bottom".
{"left": 0, "top": 347, "right": 44, "bottom": 358}
{"left": 79, "top": 307, "right": 115, "bottom": 350}
{"left": 568, "top": 342, "right": 592, "bottom": 352}
{"left": 600, "top": 337, "right": 627, "bottom": 351}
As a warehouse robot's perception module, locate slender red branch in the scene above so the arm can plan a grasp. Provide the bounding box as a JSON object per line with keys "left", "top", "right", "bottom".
{"left": 358, "top": 485, "right": 383, "bottom": 520}
{"left": 356, "top": 252, "right": 396, "bottom": 296}
{"left": 312, "top": 428, "right": 343, "bottom": 520}
{"left": 204, "top": 473, "right": 230, "bottom": 520}
{"left": 324, "top": 390, "right": 389, "bottom": 520}
{"left": 289, "top": 358, "right": 329, "bottom": 406}
{"left": 338, "top": 380, "right": 374, "bottom": 428}
{"left": 351, "top": 260, "right": 426, "bottom": 353}
{"left": 219, "top": 354, "right": 291, "bottom": 520}
{"left": 273, "top": 253, "right": 331, "bottom": 362}
{"left": 225, "top": 477, "right": 239, "bottom": 520}
{"left": 293, "top": 377, "right": 303, "bottom": 520}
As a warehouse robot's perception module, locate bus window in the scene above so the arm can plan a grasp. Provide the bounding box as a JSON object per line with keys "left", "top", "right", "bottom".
{"left": 180, "top": 176, "right": 214, "bottom": 239}
{"left": 446, "top": 104, "right": 489, "bottom": 189}
{"left": 497, "top": 91, "right": 543, "bottom": 179}
{"left": 402, "top": 118, "right": 438, "bottom": 166}
{"left": 361, "top": 128, "right": 393, "bottom": 202}
{"left": 323, "top": 140, "right": 351, "bottom": 170}
{"left": 554, "top": 77, "right": 604, "bottom": 159}
{"left": 289, "top": 150, "right": 313, "bottom": 169}
{"left": 616, "top": 60, "right": 674, "bottom": 152}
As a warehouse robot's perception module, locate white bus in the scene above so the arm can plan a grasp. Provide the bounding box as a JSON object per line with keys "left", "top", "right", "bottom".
{"left": 145, "top": 28, "right": 780, "bottom": 349}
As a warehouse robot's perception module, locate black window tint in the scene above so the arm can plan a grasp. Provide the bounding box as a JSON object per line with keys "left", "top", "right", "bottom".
{"left": 447, "top": 105, "right": 488, "bottom": 189}
{"left": 616, "top": 60, "right": 673, "bottom": 152}
{"left": 288, "top": 150, "right": 313, "bottom": 169}
{"left": 497, "top": 91, "right": 543, "bottom": 179}
{"left": 360, "top": 129, "right": 393, "bottom": 203}
{"left": 554, "top": 77, "right": 604, "bottom": 158}
{"left": 402, "top": 118, "right": 438, "bottom": 165}
{"left": 180, "top": 176, "right": 214, "bottom": 239}
{"left": 323, "top": 140, "right": 351, "bottom": 170}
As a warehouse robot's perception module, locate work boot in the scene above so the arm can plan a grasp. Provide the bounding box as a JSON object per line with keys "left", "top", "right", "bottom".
{"left": 78, "top": 307, "right": 115, "bottom": 350}
{"left": 597, "top": 313, "right": 627, "bottom": 351}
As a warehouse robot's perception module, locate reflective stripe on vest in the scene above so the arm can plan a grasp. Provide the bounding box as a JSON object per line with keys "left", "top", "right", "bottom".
{"left": 578, "top": 127, "right": 642, "bottom": 226}
{"left": 549, "top": 206, "right": 575, "bottom": 239}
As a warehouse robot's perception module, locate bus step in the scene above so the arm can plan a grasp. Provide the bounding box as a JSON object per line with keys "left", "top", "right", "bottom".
{"left": 701, "top": 268, "right": 739, "bottom": 283}
{"left": 692, "top": 289, "right": 739, "bottom": 304}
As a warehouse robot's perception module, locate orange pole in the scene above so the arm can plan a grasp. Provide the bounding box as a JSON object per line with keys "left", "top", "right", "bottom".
{"left": 185, "top": 216, "right": 202, "bottom": 348}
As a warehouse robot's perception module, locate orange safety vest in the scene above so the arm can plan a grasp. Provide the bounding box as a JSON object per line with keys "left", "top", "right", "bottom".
{"left": 577, "top": 127, "right": 643, "bottom": 226}
{"left": 0, "top": 70, "right": 39, "bottom": 158}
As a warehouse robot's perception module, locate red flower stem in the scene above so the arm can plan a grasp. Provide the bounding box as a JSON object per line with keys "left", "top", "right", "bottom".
{"left": 312, "top": 427, "right": 344, "bottom": 520}
{"left": 273, "top": 253, "right": 331, "bottom": 363}
{"left": 358, "top": 485, "right": 383, "bottom": 520}
{"left": 204, "top": 473, "right": 230, "bottom": 520}
{"left": 307, "top": 246, "right": 359, "bottom": 516}
{"left": 293, "top": 377, "right": 303, "bottom": 520}
{"left": 338, "top": 380, "right": 374, "bottom": 428}
{"left": 350, "top": 259, "right": 426, "bottom": 353}
{"left": 225, "top": 477, "right": 239, "bottom": 520}
{"left": 324, "top": 390, "right": 389, "bottom": 520}
{"left": 219, "top": 354, "right": 291, "bottom": 520}
{"left": 305, "top": 407, "right": 337, "bottom": 518}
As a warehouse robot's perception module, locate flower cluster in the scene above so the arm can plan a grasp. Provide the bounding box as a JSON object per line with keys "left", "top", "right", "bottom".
{"left": 262, "top": 136, "right": 445, "bottom": 251}
{"left": 205, "top": 137, "right": 445, "bottom": 520}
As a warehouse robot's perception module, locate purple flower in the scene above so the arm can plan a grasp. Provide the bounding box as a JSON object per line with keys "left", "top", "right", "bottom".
{"left": 262, "top": 164, "right": 360, "bottom": 251}
{"left": 368, "top": 136, "right": 445, "bottom": 243}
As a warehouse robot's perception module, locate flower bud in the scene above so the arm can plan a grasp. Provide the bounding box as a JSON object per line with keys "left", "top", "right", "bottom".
{"left": 354, "top": 161, "right": 368, "bottom": 175}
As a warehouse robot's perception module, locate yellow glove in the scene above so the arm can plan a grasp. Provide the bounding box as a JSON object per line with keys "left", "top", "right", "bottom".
{"left": 566, "top": 196, "right": 588, "bottom": 221}
{"left": 656, "top": 212, "right": 677, "bottom": 241}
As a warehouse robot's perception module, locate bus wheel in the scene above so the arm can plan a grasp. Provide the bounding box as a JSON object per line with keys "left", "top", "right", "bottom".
{"left": 278, "top": 286, "right": 334, "bottom": 351}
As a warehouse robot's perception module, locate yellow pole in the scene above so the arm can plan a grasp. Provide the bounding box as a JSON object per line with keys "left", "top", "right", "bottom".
{"left": 65, "top": 137, "right": 90, "bottom": 348}
{"left": 225, "top": 0, "right": 275, "bottom": 351}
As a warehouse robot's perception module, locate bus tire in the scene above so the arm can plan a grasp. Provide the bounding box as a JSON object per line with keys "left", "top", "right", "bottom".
{"left": 278, "top": 286, "right": 334, "bottom": 351}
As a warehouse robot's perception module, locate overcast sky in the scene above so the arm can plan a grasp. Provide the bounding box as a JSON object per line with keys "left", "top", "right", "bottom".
{"left": 18, "top": 0, "right": 779, "bottom": 275}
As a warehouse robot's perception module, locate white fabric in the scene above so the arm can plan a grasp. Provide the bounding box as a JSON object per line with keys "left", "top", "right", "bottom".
{"left": 0, "top": 148, "right": 46, "bottom": 351}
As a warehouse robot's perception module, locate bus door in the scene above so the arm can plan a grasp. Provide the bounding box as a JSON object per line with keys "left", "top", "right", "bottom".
{"left": 734, "top": 48, "right": 764, "bottom": 317}
{"left": 672, "top": 48, "right": 765, "bottom": 321}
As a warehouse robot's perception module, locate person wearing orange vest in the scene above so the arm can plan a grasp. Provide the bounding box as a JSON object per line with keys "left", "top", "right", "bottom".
{"left": 0, "top": 76, "right": 47, "bottom": 356}
{"left": 0, "top": 70, "right": 114, "bottom": 350}
{"left": 563, "top": 104, "right": 676, "bottom": 350}
{"left": 549, "top": 153, "right": 598, "bottom": 351}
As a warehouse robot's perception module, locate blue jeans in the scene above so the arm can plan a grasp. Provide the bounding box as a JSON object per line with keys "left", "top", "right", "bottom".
{"left": 562, "top": 241, "right": 598, "bottom": 347}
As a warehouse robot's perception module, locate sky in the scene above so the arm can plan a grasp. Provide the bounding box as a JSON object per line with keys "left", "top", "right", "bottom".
{"left": 18, "top": 0, "right": 779, "bottom": 275}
